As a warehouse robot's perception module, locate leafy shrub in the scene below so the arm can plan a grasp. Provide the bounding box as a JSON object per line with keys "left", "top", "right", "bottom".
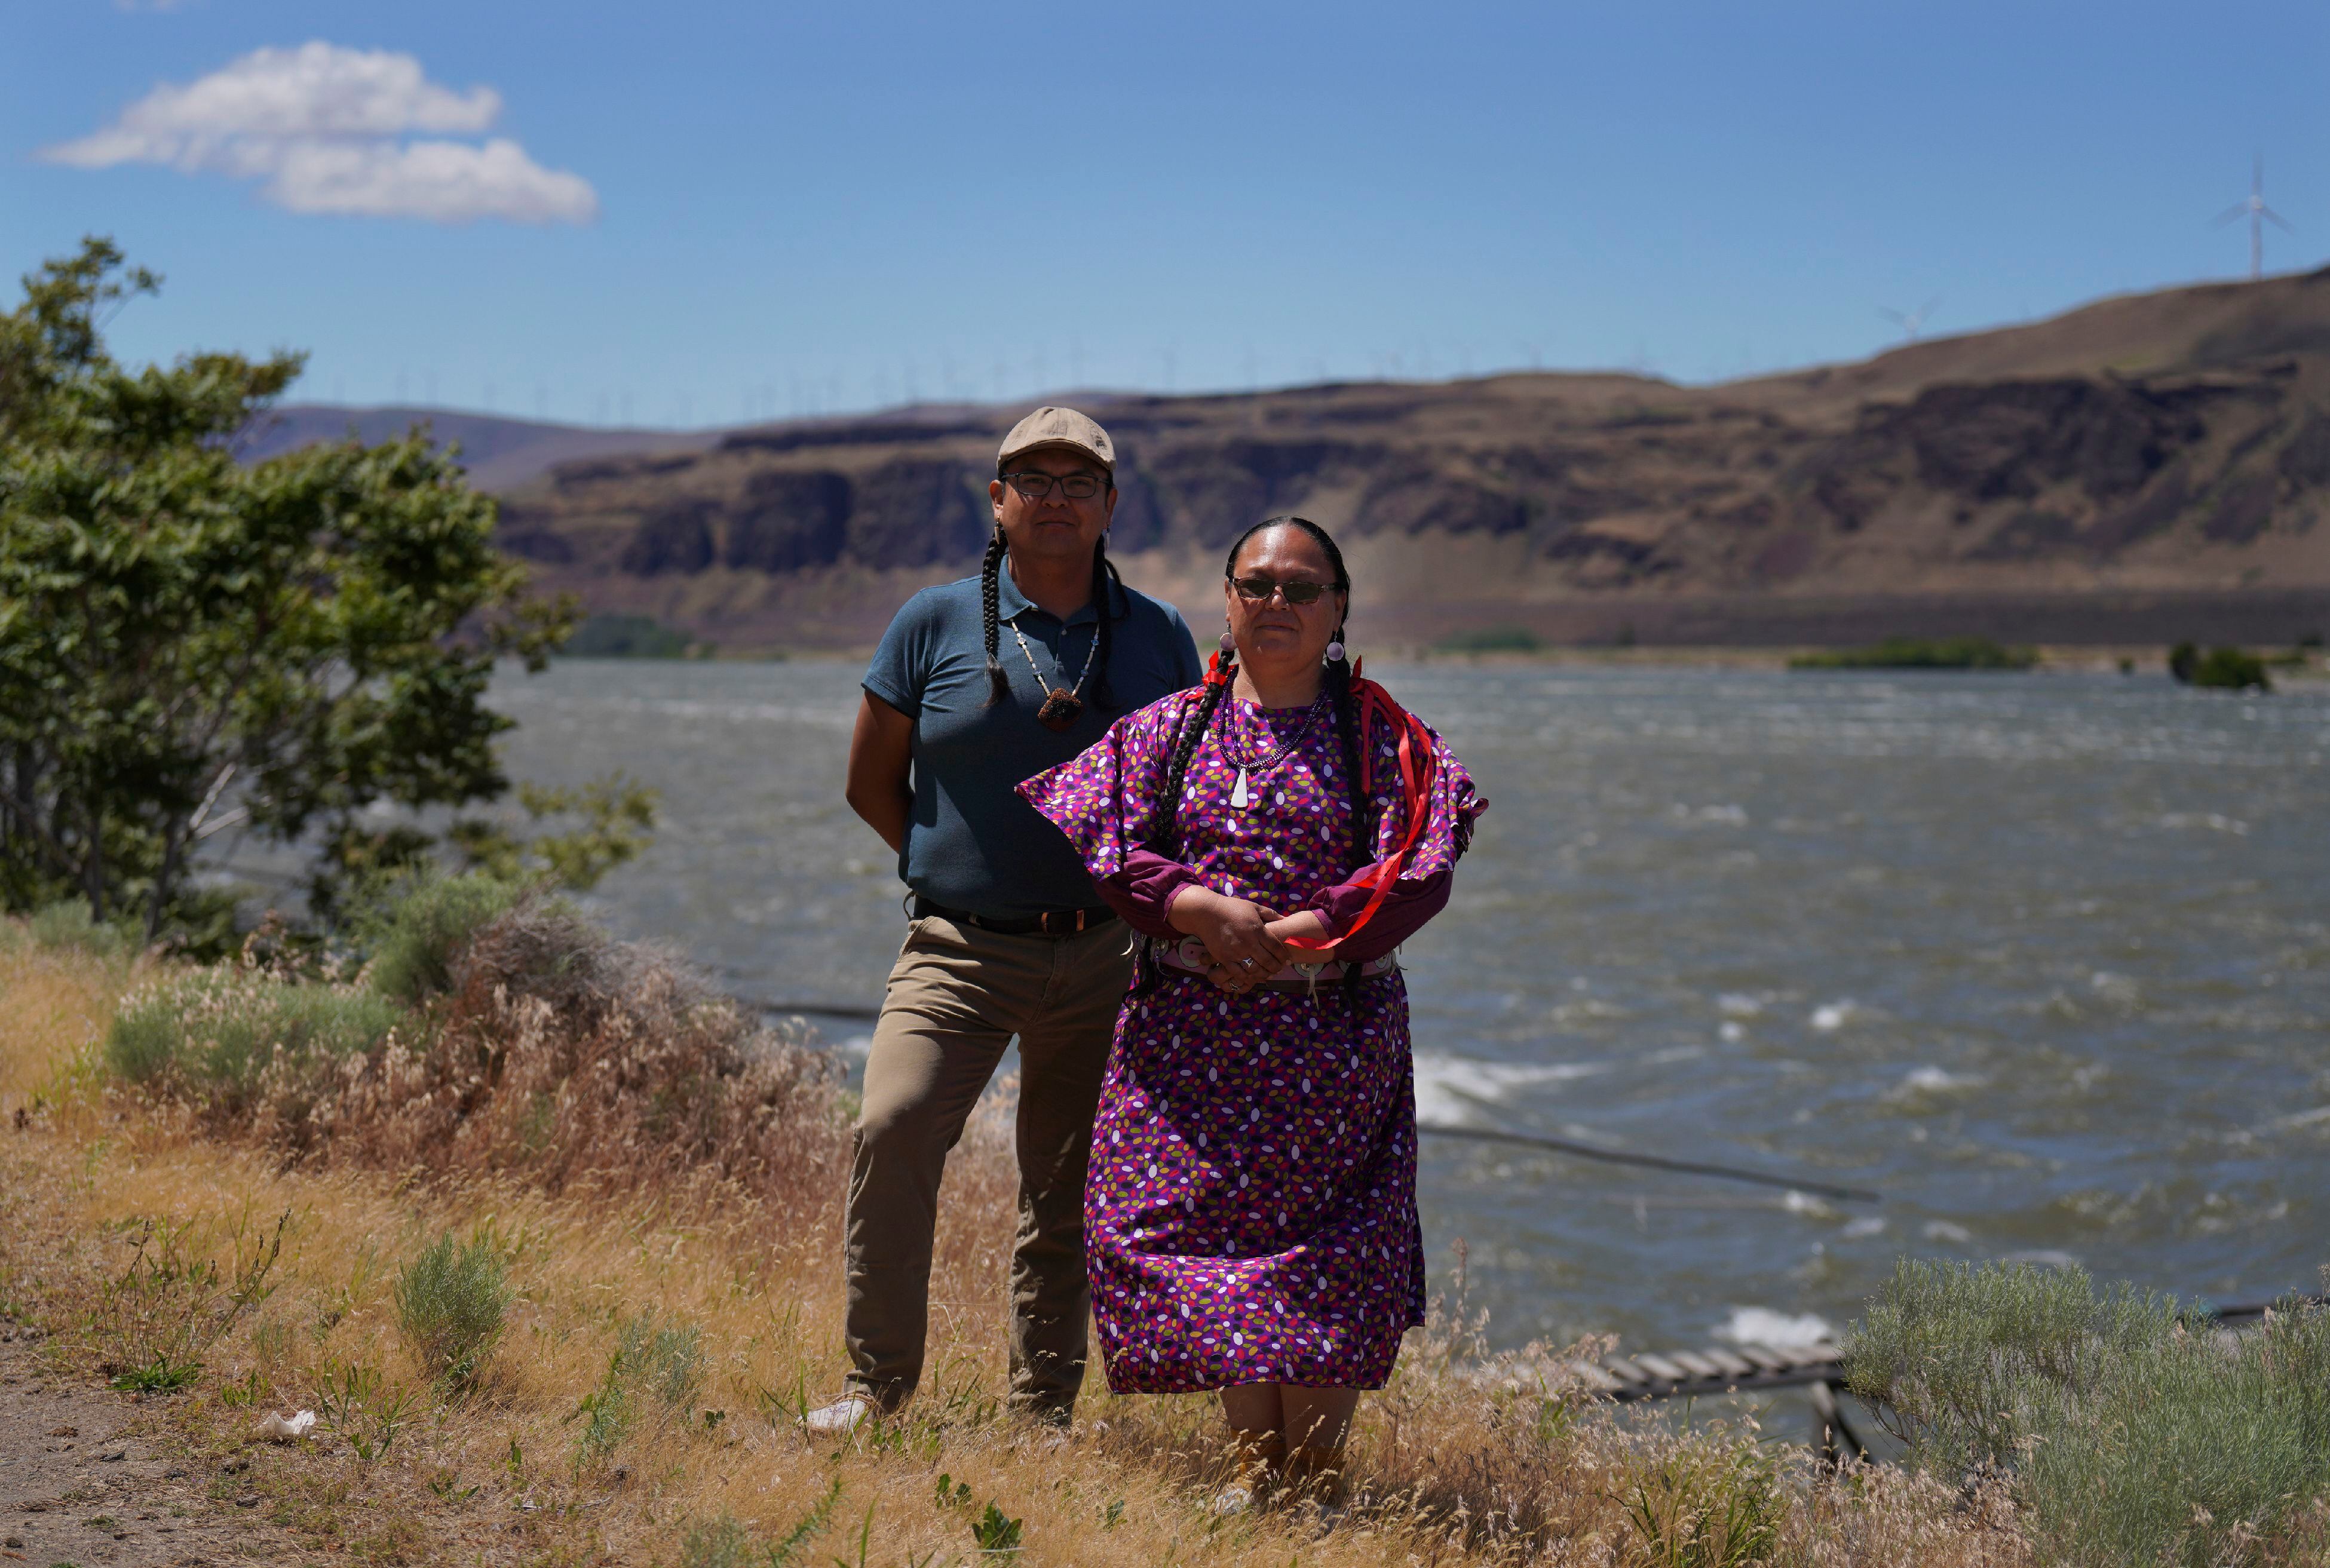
{"left": 106, "top": 969, "right": 402, "bottom": 1123}
{"left": 1790, "top": 636, "right": 2038, "bottom": 671}
{"left": 561, "top": 612, "right": 693, "bottom": 658}
{"left": 572, "top": 1309, "right": 709, "bottom": 1465}
{"left": 2169, "top": 641, "right": 2273, "bottom": 692}
{"left": 354, "top": 870, "right": 531, "bottom": 1004}
{"left": 393, "top": 1229, "right": 513, "bottom": 1386}
{"left": 24, "top": 898, "right": 142, "bottom": 959}
{"left": 1845, "top": 1258, "right": 2330, "bottom": 1566}
{"left": 618, "top": 1310, "right": 707, "bottom": 1418}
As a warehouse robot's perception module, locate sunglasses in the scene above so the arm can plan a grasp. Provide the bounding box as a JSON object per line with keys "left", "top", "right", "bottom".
{"left": 1229, "top": 575, "right": 1335, "bottom": 606}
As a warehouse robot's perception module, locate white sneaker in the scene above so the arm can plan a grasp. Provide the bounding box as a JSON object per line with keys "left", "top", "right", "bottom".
{"left": 801, "top": 1394, "right": 878, "bottom": 1435}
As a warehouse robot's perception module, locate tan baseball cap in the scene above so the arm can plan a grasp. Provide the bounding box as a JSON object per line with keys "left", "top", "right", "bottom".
{"left": 998, "top": 406, "right": 1115, "bottom": 475}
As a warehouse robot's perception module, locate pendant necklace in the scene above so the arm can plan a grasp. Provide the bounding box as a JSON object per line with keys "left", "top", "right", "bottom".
{"left": 1010, "top": 618, "right": 1100, "bottom": 732}
{"left": 1216, "top": 692, "right": 1327, "bottom": 808}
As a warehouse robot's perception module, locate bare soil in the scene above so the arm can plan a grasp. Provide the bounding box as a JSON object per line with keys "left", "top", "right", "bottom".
{"left": 0, "top": 1336, "right": 315, "bottom": 1568}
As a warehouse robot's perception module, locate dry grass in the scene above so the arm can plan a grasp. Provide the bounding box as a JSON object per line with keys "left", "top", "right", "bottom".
{"left": 0, "top": 923, "right": 2055, "bottom": 1567}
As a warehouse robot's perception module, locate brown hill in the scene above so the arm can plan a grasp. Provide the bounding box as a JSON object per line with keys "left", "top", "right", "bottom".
{"left": 236, "top": 405, "right": 713, "bottom": 493}
{"left": 307, "top": 271, "right": 2330, "bottom": 649}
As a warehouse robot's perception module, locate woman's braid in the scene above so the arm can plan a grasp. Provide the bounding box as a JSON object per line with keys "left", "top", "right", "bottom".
{"left": 1143, "top": 653, "right": 1233, "bottom": 857}
{"left": 978, "top": 526, "right": 1010, "bottom": 706}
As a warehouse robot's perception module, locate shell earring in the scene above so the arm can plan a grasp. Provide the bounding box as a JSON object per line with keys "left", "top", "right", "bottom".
{"left": 1326, "top": 640, "right": 1347, "bottom": 663}
{"left": 1219, "top": 631, "right": 1237, "bottom": 655}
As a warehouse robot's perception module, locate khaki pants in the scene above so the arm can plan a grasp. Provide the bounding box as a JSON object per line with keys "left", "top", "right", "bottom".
{"left": 844, "top": 913, "right": 1134, "bottom": 1419}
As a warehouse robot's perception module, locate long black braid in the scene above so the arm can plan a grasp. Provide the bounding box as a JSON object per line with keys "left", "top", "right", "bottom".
{"left": 1143, "top": 651, "right": 1235, "bottom": 856}
{"left": 979, "top": 526, "right": 1011, "bottom": 705}
{"left": 1090, "top": 535, "right": 1121, "bottom": 712}
{"left": 982, "top": 472, "right": 1121, "bottom": 711}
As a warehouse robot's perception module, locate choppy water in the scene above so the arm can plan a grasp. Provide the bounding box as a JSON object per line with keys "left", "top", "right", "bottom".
{"left": 489, "top": 659, "right": 2330, "bottom": 1354}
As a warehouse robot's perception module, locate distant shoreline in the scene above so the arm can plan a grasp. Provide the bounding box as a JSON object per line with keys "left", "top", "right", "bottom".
{"left": 545, "top": 642, "right": 2328, "bottom": 677}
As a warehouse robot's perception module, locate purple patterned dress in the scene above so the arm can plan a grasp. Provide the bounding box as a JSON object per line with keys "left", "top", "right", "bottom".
{"left": 1019, "top": 686, "right": 1485, "bottom": 1392}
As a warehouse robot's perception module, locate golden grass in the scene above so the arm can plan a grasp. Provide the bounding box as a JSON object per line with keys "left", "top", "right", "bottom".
{"left": 0, "top": 933, "right": 2048, "bottom": 1566}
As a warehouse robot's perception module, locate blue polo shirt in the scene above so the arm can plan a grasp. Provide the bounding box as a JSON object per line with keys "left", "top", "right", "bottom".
{"left": 863, "top": 568, "right": 1202, "bottom": 919}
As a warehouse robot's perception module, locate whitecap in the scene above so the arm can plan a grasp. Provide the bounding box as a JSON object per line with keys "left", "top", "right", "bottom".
{"left": 1809, "top": 1000, "right": 1857, "bottom": 1032}
{"left": 1999, "top": 1248, "right": 2080, "bottom": 1269}
{"left": 1712, "top": 1307, "right": 1834, "bottom": 1350}
{"left": 1409, "top": 1053, "right": 1605, "bottom": 1125}
{"left": 1840, "top": 1216, "right": 1887, "bottom": 1239}
{"left": 1716, "top": 993, "right": 1765, "bottom": 1019}
{"left": 1923, "top": 1220, "right": 1973, "bottom": 1242}
{"left": 1890, "top": 1066, "right": 1985, "bottom": 1097}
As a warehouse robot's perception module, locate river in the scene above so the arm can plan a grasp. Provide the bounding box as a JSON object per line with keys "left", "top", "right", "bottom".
{"left": 488, "top": 657, "right": 2330, "bottom": 1354}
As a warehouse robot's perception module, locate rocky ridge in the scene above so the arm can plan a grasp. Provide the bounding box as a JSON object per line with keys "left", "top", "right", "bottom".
{"left": 283, "top": 269, "right": 2330, "bottom": 648}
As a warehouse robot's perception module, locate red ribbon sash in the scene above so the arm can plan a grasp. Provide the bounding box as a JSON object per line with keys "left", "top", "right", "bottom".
{"left": 1282, "top": 665, "right": 1435, "bottom": 956}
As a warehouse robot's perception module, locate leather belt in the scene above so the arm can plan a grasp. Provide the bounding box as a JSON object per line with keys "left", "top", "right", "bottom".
{"left": 1152, "top": 935, "right": 1399, "bottom": 993}
{"left": 911, "top": 896, "right": 1118, "bottom": 938}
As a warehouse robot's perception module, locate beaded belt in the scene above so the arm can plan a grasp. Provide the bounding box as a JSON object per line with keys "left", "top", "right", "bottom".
{"left": 1152, "top": 935, "right": 1399, "bottom": 993}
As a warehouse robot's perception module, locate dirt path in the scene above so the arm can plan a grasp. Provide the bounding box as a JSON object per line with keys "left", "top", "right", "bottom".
{"left": 0, "top": 1335, "right": 316, "bottom": 1568}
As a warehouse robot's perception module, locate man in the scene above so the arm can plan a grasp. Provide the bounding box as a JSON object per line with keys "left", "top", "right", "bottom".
{"left": 815, "top": 407, "right": 1201, "bottom": 1431}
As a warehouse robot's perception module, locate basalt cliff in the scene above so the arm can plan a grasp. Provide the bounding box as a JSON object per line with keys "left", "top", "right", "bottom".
{"left": 249, "top": 268, "right": 2330, "bottom": 648}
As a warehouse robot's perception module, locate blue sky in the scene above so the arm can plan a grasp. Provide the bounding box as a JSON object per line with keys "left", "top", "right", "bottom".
{"left": 8, "top": 1, "right": 2326, "bottom": 426}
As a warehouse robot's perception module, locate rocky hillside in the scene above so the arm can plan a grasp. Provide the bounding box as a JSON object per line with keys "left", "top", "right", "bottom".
{"left": 283, "top": 269, "right": 2330, "bottom": 649}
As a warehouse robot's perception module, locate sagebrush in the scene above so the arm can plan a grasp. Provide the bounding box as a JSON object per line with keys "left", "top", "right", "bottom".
{"left": 1847, "top": 1257, "right": 2330, "bottom": 1567}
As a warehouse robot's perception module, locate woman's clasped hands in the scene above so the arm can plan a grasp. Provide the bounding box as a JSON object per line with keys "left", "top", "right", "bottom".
{"left": 1166, "top": 886, "right": 1336, "bottom": 993}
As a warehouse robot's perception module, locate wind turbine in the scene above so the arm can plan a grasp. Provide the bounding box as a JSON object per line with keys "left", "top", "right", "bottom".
{"left": 2214, "top": 156, "right": 2292, "bottom": 281}
{"left": 1878, "top": 296, "right": 1941, "bottom": 343}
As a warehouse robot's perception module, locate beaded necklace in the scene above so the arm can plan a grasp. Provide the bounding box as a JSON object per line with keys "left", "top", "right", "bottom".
{"left": 1010, "top": 618, "right": 1100, "bottom": 731}
{"left": 1215, "top": 692, "right": 1328, "bottom": 808}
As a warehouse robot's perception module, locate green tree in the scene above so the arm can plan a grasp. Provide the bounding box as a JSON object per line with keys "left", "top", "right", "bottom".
{"left": 0, "top": 237, "right": 584, "bottom": 940}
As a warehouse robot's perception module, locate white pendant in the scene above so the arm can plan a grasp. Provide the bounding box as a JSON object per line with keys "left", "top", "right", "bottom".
{"left": 1230, "top": 766, "right": 1250, "bottom": 808}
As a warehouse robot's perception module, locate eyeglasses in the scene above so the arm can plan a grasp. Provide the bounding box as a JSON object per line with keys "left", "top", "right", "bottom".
{"left": 1002, "top": 471, "right": 1108, "bottom": 501}
{"left": 1230, "top": 575, "right": 1335, "bottom": 606}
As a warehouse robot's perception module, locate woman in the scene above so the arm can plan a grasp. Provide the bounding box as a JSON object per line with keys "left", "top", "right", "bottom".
{"left": 1018, "top": 515, "right": 1485, "bottom": 1505}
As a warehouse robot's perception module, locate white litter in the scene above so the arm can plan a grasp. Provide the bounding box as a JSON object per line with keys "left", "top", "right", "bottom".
{"left": 255, "top": 1409, "right": 317, "bottom": 1442}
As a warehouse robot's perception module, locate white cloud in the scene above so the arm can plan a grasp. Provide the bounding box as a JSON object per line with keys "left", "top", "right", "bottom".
{"left": 42, "top": 42, "right": 597, "bottom": 225}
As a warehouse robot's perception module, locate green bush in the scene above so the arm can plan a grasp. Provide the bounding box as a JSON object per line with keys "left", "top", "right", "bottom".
{"left": 105, "top": 969, "right": 402, "bottom": 1112}
{"left": 1845, "top": 1259, "right": 2330, "bottom": 1566}
{"left": 1789, "top": 636, "right": 2037, "bottom": 671}
{"left": 354, "top": 870, "right": 531, "bottom": 1004}
{"left": 23, "top": 898, "right": 142, "bottom": 959}
{"left": 2169, "top": 641, "right": 2273, "bottom": 692}
{"left": 393, "top": 1230, "right": 513, "bottom": 1387}
{"left": 571, "top": 1309, "right": 710, "bottom": 1466}
{"left": 619, "top": 1311, "right": 707, "bottom": 1417}
{"left": 561, "top": 613, "right": 694, "bottom": 659}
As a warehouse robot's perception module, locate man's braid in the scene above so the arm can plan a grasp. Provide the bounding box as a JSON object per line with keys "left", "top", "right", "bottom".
{"left": 1090, "top": 536, "right": 1120, "bottom": 711}
{"left": 978, "top": 526, "right": 1010, "bottom": 707}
